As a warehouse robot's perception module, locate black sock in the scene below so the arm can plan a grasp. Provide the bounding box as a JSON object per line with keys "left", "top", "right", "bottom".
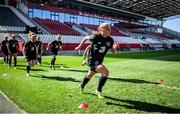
{"left": 39, "top": 58, "right": 42, "bottom": 64}
{"left": 80, "top": 75, "right": 90, "bottom": 89}
{"left": 6, "top": 56, "right": 8, "bottom": 64}
{"left": 97, "top": 76, "right": 108, "bottom": 92}
{"left": 51, "top": 58, "right": 54, "bottom": 66}
{"left": 53, "top": 58, "right": 56, "bottom": 67}
{"left": 9, "top": 58, "right": 12, "bottom": 66}
{"left": 27, "top": 65, "right": 30, "bottom": 73}
{"left": 3, "top": 57, "right": 6, "bottom": 64}
{"left": 14, "top": 57, "right": 17, "bottom": 67}
{"left": 37, "top": 58, "right": 40, "bottom": 63}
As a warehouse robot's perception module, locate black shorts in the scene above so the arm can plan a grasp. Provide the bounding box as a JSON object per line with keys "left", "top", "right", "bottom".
{"left": 27, "top": 56, "right": 37, "bottom": 62}
{"left": 38, "top": 50, "right": 41, "bottom": 55}
{"left": 2, "top": 50, "right": 9, "bottom": 56}
{"left": 51, "top": 51, "right": 58, "bottom": 56}
{"left": 10, "top": 49, "right": 17, "bottom": 54}
{"left": 88, "top": 59, "right": 102, "bottom": 73}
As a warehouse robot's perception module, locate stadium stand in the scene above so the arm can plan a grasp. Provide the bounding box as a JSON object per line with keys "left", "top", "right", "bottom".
{"left": 0, "top": 0, "right": 180, "bottom": 54}
{"left": 113, "top": 36, "right": 147, "bottom": 50}
{"left": 0, "top": 26, "right": 26, "bottom": 32}
{"left": 143, "top": 38, "right": 163, "bottom": 47}
{"left": 81, "top": 24, "right": 127, "bottom": 36}
{"left": 33, "top": 18, "right": 80, "bottom": 35}
{"left": 0, "top": 6, "right": 26, "bottom": 26}
{"left": 163, "top": 27, "right": 180, "bottom": 39}
{"left": 26, "top": 2, "right": 79, "bottom": 15}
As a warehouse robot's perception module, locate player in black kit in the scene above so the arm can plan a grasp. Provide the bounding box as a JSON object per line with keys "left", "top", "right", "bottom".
{"left": 46, "top": 34, "right": 62, "bottom": 70}
{"left": 36, "top": 37, "right": 43, "bottom": 65}
{"left": 23, "top": 34, "right": 38, "bottom": 79}
{"left": 8, "top": 34, "right": 19, "bottom": 69}
{"left": 75, "top": 23, "right": 118, "bottom": 98}
{"left": 1, "top": 36, "right": 9, "bottom": 65}
{"left": 81, "top": 31, "right": 98, "bottom": 66}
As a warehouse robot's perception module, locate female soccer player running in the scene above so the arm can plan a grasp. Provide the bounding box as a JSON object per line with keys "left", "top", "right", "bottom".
{"left": 75, "top": 23, "right": 118, "bottom": 99}
{"left": 8, "top": 34, "right": 19, "bottom": 69}
{"left": 1, "top": 36, "right": 9, "bottom": 65}
{"left": 23, "top": 34, "right": 38, "bottom": 79}
{"left": 46, "top": 34, "right": 62, "bottom": 70}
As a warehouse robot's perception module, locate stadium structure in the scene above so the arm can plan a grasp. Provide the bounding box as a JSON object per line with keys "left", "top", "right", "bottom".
{"left": 0, "top": 0, "right": 180, "bottom": 54}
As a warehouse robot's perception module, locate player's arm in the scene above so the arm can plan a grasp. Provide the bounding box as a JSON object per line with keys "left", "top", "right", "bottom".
{"left": 75, "top": 36, "right": 90, "bottom": 51}
{"left": 16, "top": 41, "right": 19, "bottom": 51}
{"left": 83, "top": 45, "right": 91, "bottom": 59}
{"left": 22, "top": 44, "right": 27, "bottom": 59}
{"left": 46, "top": 42, "right": 51, "bottom": 51}
{"left": 22, "top": 46, "right": 26, "bottom": 58}
{"left": 0, "top": 43, "right": 2, "bottom": 51}
{"left": 40, "top": 42, "right": 43, "bottom": 55}
{"left": 111, "top": 41, "right": 118, "bottom": 55}
{"left": 7, "top": 42, "right": 11, "bottom": 54}
{"left": 59, "top": 45, "right": 62, "bottom": 51}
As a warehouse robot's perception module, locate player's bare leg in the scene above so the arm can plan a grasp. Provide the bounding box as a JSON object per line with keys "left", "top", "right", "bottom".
{"left": 37, "top": 55, "right": 42, "bottom": 65}
{"left": 9, "top": 54, "right": 12, "bottom": 68}
{"left": 50, "top": 55, "right": 56, "bottom": 70}
{"left": 79, "top": 70, "right": 96, "bottom": 93}
{"left": 95, "top": 64, "right": 109, "bottom": 99}
{"left": 27, "top": 60, "right": 36, "bottom": 80}
{"left": 3, "top": 55, "right": 8, "bottom": 65}
{"left": 13, "top": 53, "right": 17, "bottom": 69}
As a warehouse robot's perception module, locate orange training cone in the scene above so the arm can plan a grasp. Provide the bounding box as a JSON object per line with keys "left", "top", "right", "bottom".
{"left": 158, "top": 79, "right": 164, "bottom": 84}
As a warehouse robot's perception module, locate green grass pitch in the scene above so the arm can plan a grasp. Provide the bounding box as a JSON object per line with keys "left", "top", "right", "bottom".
{"left": 0, "top": 50, "right": 180, "bottom": 113}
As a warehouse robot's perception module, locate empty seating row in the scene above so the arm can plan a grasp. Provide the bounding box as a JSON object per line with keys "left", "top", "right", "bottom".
{"left": 0, "top": 6, "right": 26, "bottom": 26}
{"left": 0, "top": 26, "right": 26, "bottom": 32}
{"left": 81, "top": 24, "right": 127, "bottom": 36}
{"left": 33, "top": 18, "right": 80, "bottom": 35}
{"left": 27, "top": 2, "right": 79, "bottom": 15}
{"left": 1, "top": 33, "right": 179, "bottom": 52}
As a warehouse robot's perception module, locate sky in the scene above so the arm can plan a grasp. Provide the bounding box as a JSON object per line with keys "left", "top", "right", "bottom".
{"left": 163, "top": 17, "right": 180, "bottom": 33}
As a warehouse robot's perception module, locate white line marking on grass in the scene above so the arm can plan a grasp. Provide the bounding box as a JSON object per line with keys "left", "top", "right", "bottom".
{"left": 0, "top": 90, "right": 27, "bottom": 113}
{"left": 158, "top": 85, "right": 180, "bottom": 90}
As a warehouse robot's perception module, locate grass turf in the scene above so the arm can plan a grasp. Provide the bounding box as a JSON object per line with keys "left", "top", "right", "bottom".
{"left": 0, "top": 49, "right": 180, "bottom": 113}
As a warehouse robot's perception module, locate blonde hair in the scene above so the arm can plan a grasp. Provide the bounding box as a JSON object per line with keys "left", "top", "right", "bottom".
{"left": 55, "top": 34, "right": 61, "bottom": 40}
{"left": 98, "top": 23, "right": 111, "bottom": 30}
{"left": 92, "top": 31, "right": 99, "bottom": 36}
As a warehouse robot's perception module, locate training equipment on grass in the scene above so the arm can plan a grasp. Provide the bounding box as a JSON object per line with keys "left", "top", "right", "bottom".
{"left": 157, "top": 79, "right": 164, "bottom": 84}
{"left": 78, "top": 102, "right": 88, "bottom": 109}
{"left": 3, "top": 73, "right": 8, "bottom": 76}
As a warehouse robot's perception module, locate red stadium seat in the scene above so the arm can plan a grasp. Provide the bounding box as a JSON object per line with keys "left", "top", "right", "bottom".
{"left": 33, "top": 18, "right": 80, "bottom": 35}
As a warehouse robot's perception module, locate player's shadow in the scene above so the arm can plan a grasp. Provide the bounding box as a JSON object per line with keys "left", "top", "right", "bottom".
{"left": 106, "top": 50, "right": 180, "bottom": 62}
{"left": 108, "top": 77, "right": 159, "bottom": 84}
{"left": 16, "top": 65, "right": 27, "bottom": 67}
{"left": 42, "top": 62, "right": 70, "bottom": 68}
{"left": 31, "top": 75, "right": 81, "bottom": 82}
{"left": 84, "top": 92, "right": 180, "bottom": 113}
{"left": 105, "top": 96, "right": 180, "bottom": 113}
{"left": 62, "top": 69, "right": 88, "bottom": 73}
{"left": 17, "top": 67, "right": 48, "bottom": 71}
{"left": 42, "top": 62, "right": 65, "bottom": 66}
{"left": 42, "top": 62, "right": 51, "bottom": 65}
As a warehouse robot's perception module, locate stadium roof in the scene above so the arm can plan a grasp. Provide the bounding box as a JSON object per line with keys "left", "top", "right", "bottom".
{"left": 59, "top": 0, "right": 146, "bottom": 20}
{"left": 82, "top": 0, "right": 180, "bottom": 20}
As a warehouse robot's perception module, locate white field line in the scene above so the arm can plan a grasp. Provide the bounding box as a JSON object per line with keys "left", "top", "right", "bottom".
{"left": 157, "top": 84, "right": 180, "bottom": 90}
